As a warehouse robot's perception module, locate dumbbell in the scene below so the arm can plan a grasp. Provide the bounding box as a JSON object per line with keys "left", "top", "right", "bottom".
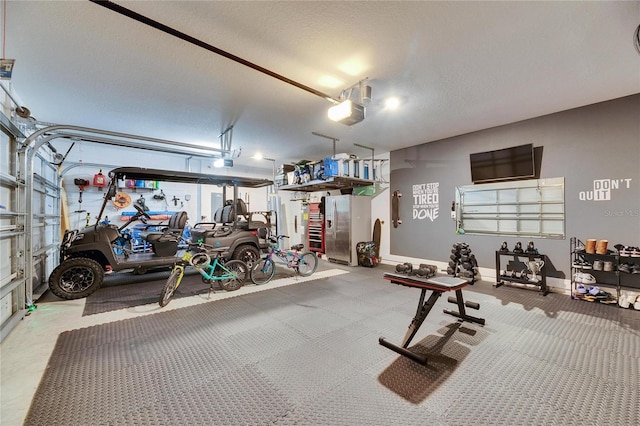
{"left": 419, "top": 264, "right": 438, "bottom": 274}
{"left": 395, "top": 262, "right": 413, "bottom": 274}
{"left": 413, "top": 268, "right": 428, "bottom": 277}
{"left": 513, "top": 241, "right": 523, "bottom": 253}
{"left": 462, "top": 270, "right": 475, "bottom": 278}
{"left": 414, "top": 264, "right": 436, "bottom": 278}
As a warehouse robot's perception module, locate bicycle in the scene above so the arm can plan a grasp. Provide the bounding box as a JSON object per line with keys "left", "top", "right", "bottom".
{"left": 249, "top": 235, "right": 318, "bottom": 285}
{"left": 159, "top": 243, "right": 248, "bottom": 307}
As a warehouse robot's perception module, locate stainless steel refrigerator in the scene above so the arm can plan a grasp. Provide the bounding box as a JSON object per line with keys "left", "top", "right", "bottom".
{"left": 324, "top": 195, "right": 372, "bottom": 266}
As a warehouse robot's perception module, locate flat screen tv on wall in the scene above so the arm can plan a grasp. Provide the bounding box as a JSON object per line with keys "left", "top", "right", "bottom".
{"left": 470, "top": 143, "right": 535, "bottom": 183}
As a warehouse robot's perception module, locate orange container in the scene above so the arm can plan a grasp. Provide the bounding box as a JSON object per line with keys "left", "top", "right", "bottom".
{"left": 596, "top": 240, "right": 608, "bottom": 255}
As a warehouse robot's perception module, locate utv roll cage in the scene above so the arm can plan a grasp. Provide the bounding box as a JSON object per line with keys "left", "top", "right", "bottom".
{"left": 99, "top": 166, "right": 275, "bottom": 230}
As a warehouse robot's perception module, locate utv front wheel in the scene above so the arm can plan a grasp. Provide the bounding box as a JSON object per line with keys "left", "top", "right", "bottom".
{"left": 132, "top": 266, "right": 148, "bottom": 275}
{"left": 49, "top": 258, "right": 105, "bottom": 299}
{"left": 233, "top": 245, "right": 260, "bottom": 268}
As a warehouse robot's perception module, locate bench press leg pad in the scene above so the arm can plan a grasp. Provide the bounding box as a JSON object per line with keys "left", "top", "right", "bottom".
{"left": 444, "top": 289, "right": 486, "bottom": 325}
{"left": 447, "top": 296, "right": 480, "bottom": 310}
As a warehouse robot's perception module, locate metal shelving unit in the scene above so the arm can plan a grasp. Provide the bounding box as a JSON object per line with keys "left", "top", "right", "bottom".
{"left": 570, "top": 237, "right": 640, "bottom": 306}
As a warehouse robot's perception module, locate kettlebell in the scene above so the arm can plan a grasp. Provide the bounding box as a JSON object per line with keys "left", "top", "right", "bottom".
{"left": 513, "top": 241, "right": 523, "bottom": 253}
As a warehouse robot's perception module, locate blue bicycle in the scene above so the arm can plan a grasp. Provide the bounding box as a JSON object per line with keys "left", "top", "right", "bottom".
{"left": 250, "top": 235, "right": 318, "bottom": 285}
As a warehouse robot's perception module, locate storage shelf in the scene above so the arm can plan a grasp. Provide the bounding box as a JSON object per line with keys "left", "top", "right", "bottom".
{"left": 570, "top": 237, "right": 640, "bottom": 307}
{"left": 497, "top": 275, "right": 543, "bottom": 286}
{"left": 279, "top": 176, "right": 376, "bottom": 192}
{"left": 495, "top": 250, "right": 548, "bottom": 295}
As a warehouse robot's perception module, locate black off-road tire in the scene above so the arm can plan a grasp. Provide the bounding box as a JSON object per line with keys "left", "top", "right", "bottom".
{"left": 48, "top": 257, "right": 105, "bottom": 300}
{"left": 132, "top": 266, "right": 148, "bottom": 275}
{"left": 232, "top": 245, "right": 260, "bottom": 268}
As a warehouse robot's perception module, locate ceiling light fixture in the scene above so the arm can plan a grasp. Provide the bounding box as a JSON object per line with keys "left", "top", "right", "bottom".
{"left": 384, "top": 97, "right": 400, "bottom": 110}
{"left": 328, "top": 79, "right": 371, "bottom": 126}
{"left": 328, "top": 100, "right": 365, "bottom": 125}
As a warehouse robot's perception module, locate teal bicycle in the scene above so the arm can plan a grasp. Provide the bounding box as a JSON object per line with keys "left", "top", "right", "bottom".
{"left": 159, "top": 243, "right": 248, "bottom": 307}
{"left": 249, "top": 235, "right": 318, "bottom": 285}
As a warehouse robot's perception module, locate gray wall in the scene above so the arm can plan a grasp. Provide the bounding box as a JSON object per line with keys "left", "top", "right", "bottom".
{"left": 390, "top": 94, "right": 640, "bottom": 279}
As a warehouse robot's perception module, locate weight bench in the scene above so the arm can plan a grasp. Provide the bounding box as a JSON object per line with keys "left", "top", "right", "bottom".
{"left": 379, "top": 273, "right": 485, "bottom": 365}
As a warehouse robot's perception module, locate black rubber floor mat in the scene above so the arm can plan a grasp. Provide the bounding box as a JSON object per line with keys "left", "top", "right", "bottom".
{"left": 23, "top": 265, "right": 640, "bottom": 426}
{"left": 377, "top": 323, "right": 482, "bottom": 404}
{"left": 82, "top": 269, "right": 203, "bottom": 316}
{"left": 82, "top": 261, "right": 332, "bottom": 316}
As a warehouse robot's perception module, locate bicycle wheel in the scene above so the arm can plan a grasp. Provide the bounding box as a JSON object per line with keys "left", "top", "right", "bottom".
{"left": 219, "top": 260, "right": 248, "bottom": 291}
{"left": 250, "top": 258, "right": 276, "bottom": 285}
{"left": 159, "top": 267, "right": 182, "bottom": 307}
{"left": 296, "top": 252, "right": 318, "bottom": 277}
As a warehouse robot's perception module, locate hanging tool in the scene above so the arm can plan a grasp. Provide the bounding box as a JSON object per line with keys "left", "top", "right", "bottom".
{"left": 113, "top": 192, "right": 132, "bottom": 209}
{"left": 153, "top": 190, "right": 168, "bottom": 209}
{"left": 73, "top": 178, "right": 90, "bottom": 212}
{"left": 136, "top": 194, "right": 150, "bottom": 211}
{"left": 153, "top": 189, "right": 166, "bottom": 201}
{"left": 93, "top": 168, "right": 108, "bottom": 191}
{"left": 172, "top": 195, "right": 182, "bottom": 207}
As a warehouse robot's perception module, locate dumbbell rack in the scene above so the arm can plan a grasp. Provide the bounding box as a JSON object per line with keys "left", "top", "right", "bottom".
{"left": 495, "top": 250, "right": 548, "bottom": 295}
{"left": 448, "top": 242, "right": 479, "bottom": 283}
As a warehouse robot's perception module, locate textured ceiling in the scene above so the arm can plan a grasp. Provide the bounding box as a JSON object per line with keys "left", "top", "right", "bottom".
{"left": 6, "top": 1, "right": 640, "bottom": 170}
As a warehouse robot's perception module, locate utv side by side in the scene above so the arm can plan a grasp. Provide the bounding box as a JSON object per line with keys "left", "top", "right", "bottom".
{"left": 48, "top": 167, "right": 275, "bottom": 299}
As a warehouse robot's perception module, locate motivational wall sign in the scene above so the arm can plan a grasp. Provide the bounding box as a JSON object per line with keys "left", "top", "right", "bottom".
{"left": 412, "top": 182, "right": 439, "bottom": 222}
